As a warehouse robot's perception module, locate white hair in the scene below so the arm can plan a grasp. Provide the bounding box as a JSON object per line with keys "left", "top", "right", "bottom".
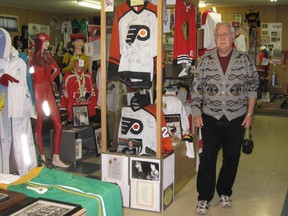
{"left": 215, "top": 22, "right": 235, "bottom": 38}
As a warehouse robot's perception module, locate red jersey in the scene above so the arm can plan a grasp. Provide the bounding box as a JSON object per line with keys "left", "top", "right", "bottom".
{"left": 60, "top": 71, "right": 97, "bottom": 122}
{"left": 172, "top": 0, "right": 197, "bottom": 64}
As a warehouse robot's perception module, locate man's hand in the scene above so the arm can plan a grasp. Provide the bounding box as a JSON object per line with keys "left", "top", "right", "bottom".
{"left": 0, "top": 74, "right": 19, "bottom": 87}
{"left": 241, "top": 115, "right": 253, "bottom": 128}
{"left": 193, "top": 116, "right": 204, "bottom": 128}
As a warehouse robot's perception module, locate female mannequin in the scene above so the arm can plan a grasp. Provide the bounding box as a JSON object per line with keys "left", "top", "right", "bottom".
{"left": 62, "top": 33, "right": 90, "bottom": 74}
{"left": 29, "top": 33, "right": 67, "bottom": 167}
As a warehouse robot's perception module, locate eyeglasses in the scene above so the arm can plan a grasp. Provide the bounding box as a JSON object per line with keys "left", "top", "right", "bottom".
{"left": 215, "top": 32, "right": 233, "bottom": 39}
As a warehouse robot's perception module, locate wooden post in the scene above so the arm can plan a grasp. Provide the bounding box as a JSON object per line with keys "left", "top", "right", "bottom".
{"left": 100, "top": 0, "right": 107, "bottom": 152}
{"left": 156, "top": 0, "right": 163, "bottom": 159}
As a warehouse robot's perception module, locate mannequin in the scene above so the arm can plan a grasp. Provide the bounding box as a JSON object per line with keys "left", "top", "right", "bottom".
{"left": 1, "top": 28, "right": 37, "bottom": 176}
{"left": 0, "top": 27, "right": 19, "bottom": 174}
{"left": 7, "top": 46, "right": 38, "bottom": 176}
{"left": 60, "top": 58, "right": 97, "bottom": 122}
{"left": 29, "top": 33, "right": 68, "bottom": 168}
{"left": 62, "top": 33, "right": 90, "bottom": 74}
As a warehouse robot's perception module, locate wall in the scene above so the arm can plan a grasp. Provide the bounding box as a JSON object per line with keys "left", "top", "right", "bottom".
{"left": 1, "top": 4, "right": 287, "bottom": 49}
{"left": 200, "top": 5, "right": 288, "bottom": 50}
{"left": 0, "top": 5, "right": 100, "bottom": 47}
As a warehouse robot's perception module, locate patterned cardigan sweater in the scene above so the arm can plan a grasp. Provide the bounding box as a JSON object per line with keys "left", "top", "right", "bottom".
{"left": 191, "top": 49, "right": 259, "bottom": 121}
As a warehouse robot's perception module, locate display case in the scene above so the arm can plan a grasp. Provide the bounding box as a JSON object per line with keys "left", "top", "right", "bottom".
{"left": 99, "top": 0, "right": 198, "bottom": 212}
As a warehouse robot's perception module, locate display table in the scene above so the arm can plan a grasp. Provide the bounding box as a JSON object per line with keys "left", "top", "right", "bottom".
{"left": 50, "top": 123, "right": 101, "bottom": 163}
{"left": 0, "top": 167, "right": 122, "bottom": 216}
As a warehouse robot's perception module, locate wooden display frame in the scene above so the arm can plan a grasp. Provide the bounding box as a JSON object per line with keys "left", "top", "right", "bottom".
{"left": 99, "top": 0, "right": 198, "bottom": 212}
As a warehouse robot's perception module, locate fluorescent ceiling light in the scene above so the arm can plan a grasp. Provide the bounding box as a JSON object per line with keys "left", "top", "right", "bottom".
{"left": 77, "top": 0, "right": 101, "bottom": 10}
{"left": 199, "top": 2, "right": 207, "bottom": 7}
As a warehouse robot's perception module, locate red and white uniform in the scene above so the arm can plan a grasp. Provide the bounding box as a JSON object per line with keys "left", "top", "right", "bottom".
{"left": 201, "top": 9, "right": 222, "bottom": 50}
{"left": 118, "top": 105, "right": 173, "bottom": 155}
{"left": 108, "top": 1, "right": 157, "bottom": 89}
{"left": 60, "top": 71, "right": 97, "bottom": 122}
{"left": 173, "top": 0, "right": 197, "bottom": 64}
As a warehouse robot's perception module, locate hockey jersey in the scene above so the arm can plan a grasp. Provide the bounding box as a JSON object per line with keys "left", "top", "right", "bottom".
{"left": 172, "top": 0, "right": 197, "bottom": 65}
{"left": 60, "top": 71, "right": 97, "bottom": 122}
{"left": 108, "top": 1, "right": 157, "bottom": 89}
{"left": 118, "top": 105, "right": 173, "bottom": 155}
{"left": 162, "top": 95, "right": 190, "bottom": 135}
{"left": 201, "top": 9, "right": 222, "bottom": 50}
{"left": 61, "top": 21, "right": 72, "bottom": 49}
{"left": 245, "top": 11, "right": 260, "bottom": 28}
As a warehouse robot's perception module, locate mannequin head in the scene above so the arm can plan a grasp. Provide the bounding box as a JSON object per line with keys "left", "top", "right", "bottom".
{"left": 70, "top": 33, "right": 86, "bottom": 54}
{"left": 34, "top": 33, "right": 51, "bottom": 54}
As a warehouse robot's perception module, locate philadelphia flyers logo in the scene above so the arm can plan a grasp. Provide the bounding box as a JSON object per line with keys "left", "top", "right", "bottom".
{"left": 121, "top": 117, "right": 144, "bottom": 135}
{"left": 126, "top": 25, "right": 150, "bottom": 44}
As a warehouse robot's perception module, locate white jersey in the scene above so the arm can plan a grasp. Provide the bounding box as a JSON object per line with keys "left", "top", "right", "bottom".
{"left": 118, "top": 105, "right": 172, "bottom": 155}
{"left": 234, "top": 33, "right": 247, "bottom": 53}
{"left": 108, "top": 2, "right": 158, "bottom": 89}
{"left": 202, "top": 11, "right": 222, "bottom": 50}
{"left": 118, "top": 3, "right": 157, "bottom": 81}
{"left": 61, "top": 21, "right": 72, "bottom": 49}
{"left": 4, "top": 50, "right": 34, "bottom": 118}
{"left": 162, "top": 95, "right": 190, "bottom": 135}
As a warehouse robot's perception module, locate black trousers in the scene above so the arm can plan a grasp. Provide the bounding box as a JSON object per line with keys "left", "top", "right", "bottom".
{"left": 197, "top": 114, "right": 245, "bottom": 202}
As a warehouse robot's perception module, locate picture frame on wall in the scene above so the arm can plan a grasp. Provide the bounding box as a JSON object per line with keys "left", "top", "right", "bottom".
{"left": 0, "top": 15, "right": 19, "bottom": 32}
{"left": 234, "top": 13, "right": 243, "bottom": 24}
{"left": 72, "top": 105, "right": 89, "bottom": 127}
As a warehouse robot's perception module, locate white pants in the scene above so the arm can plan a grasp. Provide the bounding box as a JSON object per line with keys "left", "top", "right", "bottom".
{"left": 11, "top": 117, "right": 38, "bottom": 176}
{"left": 0, "top": 87, "right": 11, "bottom": 174}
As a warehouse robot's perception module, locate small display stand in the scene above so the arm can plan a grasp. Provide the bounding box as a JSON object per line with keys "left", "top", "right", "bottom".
{"left": 101, "top": 153, "right": 175, "bottom": 212}
{"left": 50, "top": 123, "right": 101, "bottom": 163}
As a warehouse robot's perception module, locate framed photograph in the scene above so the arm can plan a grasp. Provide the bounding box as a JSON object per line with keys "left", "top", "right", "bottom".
{"left": 130, "top": 157, "right": 160, "bottom": 182}
{"left": 10, "top": 198, "right": 82, "bottom": 216}
{"left": 72, "top": 105, "right": 89, "bottom": 127}
{"left": 164, "top": 114, "right": 183, "bottom": 146}
{"left": 117, "top": 138, "right": 143, "bottom": 155}
{"left": 234, "top": 13, "right": 243, "bottom": 24}
{"left": 94, "top": 127, "right": 102, "bottom": 155}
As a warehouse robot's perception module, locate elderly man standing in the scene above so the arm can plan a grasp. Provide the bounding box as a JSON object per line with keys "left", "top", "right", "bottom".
{"left": 191, "top": 22, "right": 259, "bottom": 215}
